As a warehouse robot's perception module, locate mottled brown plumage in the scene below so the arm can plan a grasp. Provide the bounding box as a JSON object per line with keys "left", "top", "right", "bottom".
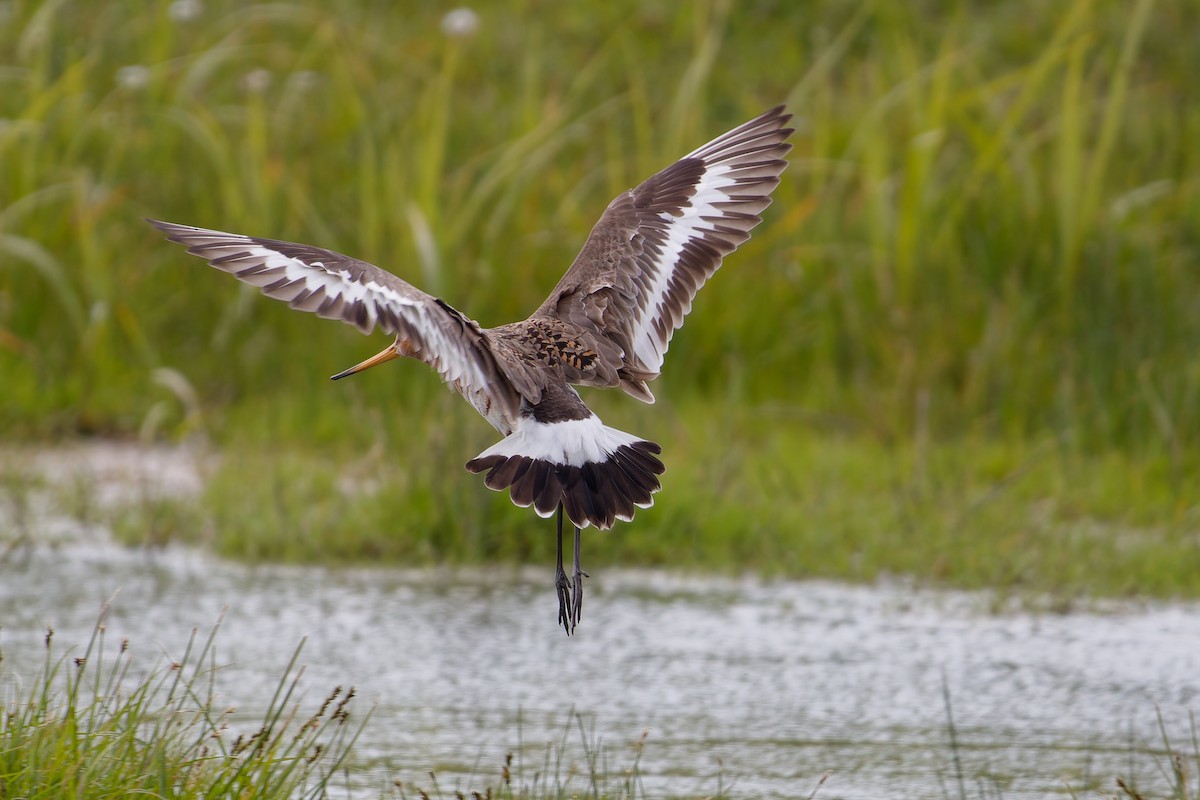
{"left": 149, "top": 105, "right": 792, "bottom": 634}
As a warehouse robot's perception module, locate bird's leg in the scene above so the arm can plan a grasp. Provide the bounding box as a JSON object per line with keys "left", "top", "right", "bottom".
{"left": 554, "top": 503, "right": 573, "bottom": 635}
{"left": 571, "top": 523, "right": 588, "bottom": 628}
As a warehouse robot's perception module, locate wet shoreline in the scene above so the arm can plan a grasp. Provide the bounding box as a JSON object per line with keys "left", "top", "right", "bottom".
{"left": 2, "top": 442, "right": 1196, "bottom": 797}
{"left": 2, "top": 528, "right": 1195, "bottom": 798}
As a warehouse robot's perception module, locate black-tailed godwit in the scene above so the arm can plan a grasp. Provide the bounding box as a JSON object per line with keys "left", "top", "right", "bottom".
{"left": 149, "top": 105, "right": 792, "bottom": 634}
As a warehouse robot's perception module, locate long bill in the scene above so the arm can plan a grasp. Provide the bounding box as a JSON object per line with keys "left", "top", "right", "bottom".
{"left": 330, "top": 342, "right": 400, "bottom": 380}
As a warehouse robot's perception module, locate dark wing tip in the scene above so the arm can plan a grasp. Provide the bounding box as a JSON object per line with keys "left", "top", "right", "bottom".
{"left": 146, "top": 218, "right": 218, "bottom": 247}
{"left": 146, "top": 217, "right": 190, "bottom": 233}
{"left": 145, "top": 217, "right": 176, "bottom": 236}
{"left": 761, "top": 103, "right": 793, "bottom": 125}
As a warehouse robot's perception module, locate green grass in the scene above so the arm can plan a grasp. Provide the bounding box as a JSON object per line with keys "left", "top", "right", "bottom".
{"left": 0, "top": 606, "right": 365, "bottom": 799}
{"left": 2, "top": 611, "right": 1195, "bottom": 800}
{"left": 97, "top": 411, "right": 1198, "bottom": 601}
{"left": 1, "top": 1, "right": 1198, "bottom": 594}
{"left": 387, "top": 715, "right": 655, "bottom": 800}
{"left": 0, "top": 607, "right": 663, "bottom": 799}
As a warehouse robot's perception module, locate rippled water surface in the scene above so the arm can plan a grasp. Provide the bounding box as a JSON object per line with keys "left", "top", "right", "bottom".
{"left": 1, "top": 446, "right": 1197, "bottom": 799}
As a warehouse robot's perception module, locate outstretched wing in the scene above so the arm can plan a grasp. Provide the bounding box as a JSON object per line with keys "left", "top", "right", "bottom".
{"left": 147, "top": 219, "right": 510, "bottom": 408}
{"left": 534, "top": 105, "right": 792, "bottom": 402}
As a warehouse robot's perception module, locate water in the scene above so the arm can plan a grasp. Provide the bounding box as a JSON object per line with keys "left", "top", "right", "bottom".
{"left": 2, "top": 445, "right": 1198, "bottom": 798}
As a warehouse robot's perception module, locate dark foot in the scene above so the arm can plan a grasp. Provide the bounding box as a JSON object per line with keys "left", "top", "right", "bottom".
{"left": 571, "top": 566, "right": 588, "bottom": 628}
{"left": 555, "top": 566, "right": 574, "bottom": 635}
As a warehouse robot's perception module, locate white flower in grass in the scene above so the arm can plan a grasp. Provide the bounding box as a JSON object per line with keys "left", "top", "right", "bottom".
{"left": 441, "top": 7, "right": 479, "bottom": 39}
{"left": 287, "top": 70, "right": 321, "bottom": 92}
{"left": 168, "top": 0, "right": 202, "bottom": 22}
{"left": 241, "top": 68, "right": 272, "bottom": 94}
{"left": 116, "top": 65, "right": 151, "bottom": 91}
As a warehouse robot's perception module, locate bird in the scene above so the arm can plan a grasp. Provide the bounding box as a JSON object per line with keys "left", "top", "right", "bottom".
{"left": 149, "top": 105, "right": 792, "bottom": 635}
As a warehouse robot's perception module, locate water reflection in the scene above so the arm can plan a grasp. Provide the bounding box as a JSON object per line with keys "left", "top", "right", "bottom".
{"left": 1, "top": 535, "right": 1196, "bottom": 798}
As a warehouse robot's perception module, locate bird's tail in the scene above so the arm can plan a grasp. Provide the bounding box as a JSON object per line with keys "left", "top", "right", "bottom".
{"left": 465, "top": 415, "right": 664, "bottom": 530}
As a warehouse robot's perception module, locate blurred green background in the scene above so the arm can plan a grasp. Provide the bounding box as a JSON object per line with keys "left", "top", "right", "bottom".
{"left": 1, "top": 0, "right": 1197, "bottom": 595}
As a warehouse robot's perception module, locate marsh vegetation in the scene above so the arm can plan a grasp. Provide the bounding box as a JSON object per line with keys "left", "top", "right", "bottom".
{"left": 1, "top": 1, "right": 1198, "bottom": 796}
{"left": 2, "top": 0, "right": 1197, "bottom": 596}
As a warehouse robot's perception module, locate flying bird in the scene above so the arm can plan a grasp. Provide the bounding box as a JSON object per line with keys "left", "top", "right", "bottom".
{"left": 149, "top": 105, "right": 792, "bottom": 634}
